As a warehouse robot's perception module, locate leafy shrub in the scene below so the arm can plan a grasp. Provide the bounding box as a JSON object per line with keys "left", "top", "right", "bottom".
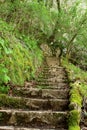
{"left": 0, "top": 85, "right": 10, "bottom": 94}
{"left": 0, "top": 64, "right": 10, "bottom": 85}
{"left": 0, "top": 1, "right": 53, "bottom": 40}
{"left": 0, "top": 19, "right": 43, "bottom": 86}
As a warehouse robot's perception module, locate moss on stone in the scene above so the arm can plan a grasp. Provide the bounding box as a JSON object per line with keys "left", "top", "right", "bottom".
{"left": 62, "top": 58, "right": 83, "bottom": 130}
{"left": 69, "top": 86, "right": 82, "bottom": 109}
{"left": 68, "top": 110, "right": 81, "bottom": 126}
{"left": 0, "top": 94, "right": 25, "bottom": 108}
{"left": 69, "top": 125, "right": 80, "bottom": 130}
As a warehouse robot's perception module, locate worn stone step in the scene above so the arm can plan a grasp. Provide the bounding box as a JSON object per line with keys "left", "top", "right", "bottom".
{"left": 43, "top": 70, "right": 66, "bottom": 74}
{"left": 0, "top": 95, "right": 69, "bottom": 111}
{"left": 37, "top": 78, "right": 68, "bottom": 83}
{"left": 38, "top": 71, "right": 67, "bottom": 77}
{"left": 36, "top": 85, "right": 68, "bottom": 90}
{"left": 40, "top": 71, "right": 66, "bottom": 75}
{"left": 0, "top": 109, "right": 68, "bottom": 128}
{"left": 81, "top": 127, "right": 87, "bottom": 130}
{"left": 13, "top": 88, "right": 69, "bottom": 99}
{"left": 38, "top": 75, "right": 67, "bottom": 79}
{"left": 43, "top": 69, "right": 65, "bottom": 71}
{"left": 42, "top": 66, "right": 65, "bottom": 69}
{"left": 42, "top": 70, "right": 66, "bottom": 74}
{"left": 43, "top": 66, "right": 65, "bottom": 69}
{"left": 22, "top": 81, "right": 68, "bottom": 89}
{"left": 36, "top": 82, "right": 68, "bottom": 87}
{"left": 0, "top": 126, "right": 67, "bottom": 130}
{"left": 41, "top": 67, "right": 66, "bottom": 71}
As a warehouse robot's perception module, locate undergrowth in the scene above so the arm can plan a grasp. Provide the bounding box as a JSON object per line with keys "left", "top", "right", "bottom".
{"left": 0, "top": 0, "right": 53, "bottom": 41}
{"left": 0, "top": 0, "right": 55, "bottom": 90}
{"left": 0, "top": 19, "right": 43, "bottom": 88}
{"left": 62, "top": 58, "right": 87, "bottom": 95}
{"left": 62, "top": 58, "right": 87, "bottom": 130}
{"left": 0, "top": 0, "right": 53, "bottom": 90}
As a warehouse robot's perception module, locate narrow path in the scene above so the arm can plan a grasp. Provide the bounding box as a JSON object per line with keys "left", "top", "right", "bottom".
{"left": 0, "top": 57, "right": 69, "bottom": 130}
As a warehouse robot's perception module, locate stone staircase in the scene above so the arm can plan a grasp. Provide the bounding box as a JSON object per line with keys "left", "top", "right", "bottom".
{"left": 0, "top": 57, "right": 69, "bottom": 130}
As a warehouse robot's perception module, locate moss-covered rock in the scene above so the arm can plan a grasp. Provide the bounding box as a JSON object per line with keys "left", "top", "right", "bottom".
{"left": 62, "top": 58, "right": 83, "bottom": 130}
{"left": 69, "top": 85, "right": 82, "bottom": 110}
{"left": 68, "top": 110, "right": 81, "bottom": 126}
{"left": 68, "top": 107, "right": 81, "bottom": 130}
{"left": 0, "top": 94, "right": 25, "bottom": 109}
{"left": 68, "top": 125, "right": 80, "bottom": 130}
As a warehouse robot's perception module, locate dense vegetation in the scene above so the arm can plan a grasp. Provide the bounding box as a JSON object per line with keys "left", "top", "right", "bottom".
{"left": 0, "top": 0, "right": 87, "bottom": 129}
{"left": 62, "top": 58, "right": 84, "bottom": 130}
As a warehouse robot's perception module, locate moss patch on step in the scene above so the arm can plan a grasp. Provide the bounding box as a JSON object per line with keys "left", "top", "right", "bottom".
{"left": 69, "top": 84, "right": 82, "bottom": 109}
{"left": 0, "top": 94, "right": 26, "bottom": 108}
{"left": 68, "top": 125, "right": 80, "bottom": 130}
{"left": 68, "top": 110, "right": 81, "bottom": 130}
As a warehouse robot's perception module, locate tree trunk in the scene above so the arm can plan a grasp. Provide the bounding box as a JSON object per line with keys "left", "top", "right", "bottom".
{"left": 56, "top": 0, "right": 61, "bottom": 12}
{"left": 66, "top": 17, "right": 87, "bottom": 59}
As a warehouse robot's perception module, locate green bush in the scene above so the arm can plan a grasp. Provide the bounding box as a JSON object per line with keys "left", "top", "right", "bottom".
{"left": 0, "top": 19, "right": 43, "bottom": 86}
{"left": 0, "top": 1, "right": 52, "bottom": 40}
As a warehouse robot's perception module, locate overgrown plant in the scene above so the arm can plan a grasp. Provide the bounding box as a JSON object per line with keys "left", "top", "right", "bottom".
{"left": 62, "top": 58, "right": 87, "bottom": 130}
{"left": 0, "top": 19, "right": 43, "bottom": 86}
{"left": 0, "top": 0, "right": 53, "bottom": 41}
{"left": 46, "top": 0, "right": 87, "bottom": 69}
{"left": 1, "top": 0, "right": 87, "bottom": 69}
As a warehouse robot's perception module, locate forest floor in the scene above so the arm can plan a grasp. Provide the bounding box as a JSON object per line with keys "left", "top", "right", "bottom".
{"left": 0, "top": 56, "right": 70, "bottom": 130}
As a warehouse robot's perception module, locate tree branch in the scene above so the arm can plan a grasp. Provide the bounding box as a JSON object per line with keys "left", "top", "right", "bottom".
{"left": 67, "top": 17, "right": 87, "bottom": 54}
{"left": 56, "top": 0, "right": 61, "bottom": 12}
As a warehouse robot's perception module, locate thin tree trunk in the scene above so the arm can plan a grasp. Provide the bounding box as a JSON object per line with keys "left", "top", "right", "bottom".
{"left": 66, "top": 17, "right": 87, "bottom": 58}
{"left": 48, "top": 0, "right": 61, "bottom": 44}
{"left": 56, "top": 0, "right": 61, "bottom": 12}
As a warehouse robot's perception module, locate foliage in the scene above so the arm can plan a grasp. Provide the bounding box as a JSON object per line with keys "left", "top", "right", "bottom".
{"left": 0, "top": 19, "right": 43, "bottom": 86}
{"left": 0, "top": 0, "right": 53, "bottom": 42}
{"left": 0, "top": 64, "right": 10, "bottom": 85}
{"left": 45, "top": 0, "right": 87, "bottom": 69}
{"left": 62, "top": 58, "right": 87, "bottom": 95}
{"left": 62, "top": 58, "right": 84, "bottom": 130}
{"left": 0, "top": 86, "right": 10, "bottom": 94}
{"left": 0, "top": 27, "right": 11, "bottom": 85}
{"left": 1, "top": 0, "right": 87, "bottom": 70}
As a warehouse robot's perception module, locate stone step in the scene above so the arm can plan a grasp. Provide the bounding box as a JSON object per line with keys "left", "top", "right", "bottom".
{"left": 36, "top": 82, "right": 68, "bottom": 87}
{"left": 38, "top": 75, "right": 67, "bottom": 79}
{"left": 0, "top": 95, "right": 69, "bottom": 111}
{"left": 39, "top": 72, "right": 67, "bottom": 77}
{"left": 37, "top": 82, "right": 68, "bottom": 86}
{"left": 43, "top": 66, "right": 65, "bottom": 69}
{"left": 0, "top": 109, "right": 68, "bottom": 128}
{"left": 81, "top": 127, "right": 87, "bottom": 130}
{"left": 37, "top": 78, "right": 67, "bottom": 83}
{"left": 38, "top": 75, "right": 67, "bottom": 80}
{"left": 0, "top": 126, "right": 67, "bottom": 130}
{"left": 43, "top": 70, "right": 66, "bottom": 73}
{"left": 23, "top": 81, "right": 68, "bottom": 89}
{"left": 13, "top": 88, "right": 69, "bottom": 99}
{"left": 36, "top": 85, "right": 68, "bottom": 90}
{"left": 40, "top": 71, "right": 66, "bottom": 75}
